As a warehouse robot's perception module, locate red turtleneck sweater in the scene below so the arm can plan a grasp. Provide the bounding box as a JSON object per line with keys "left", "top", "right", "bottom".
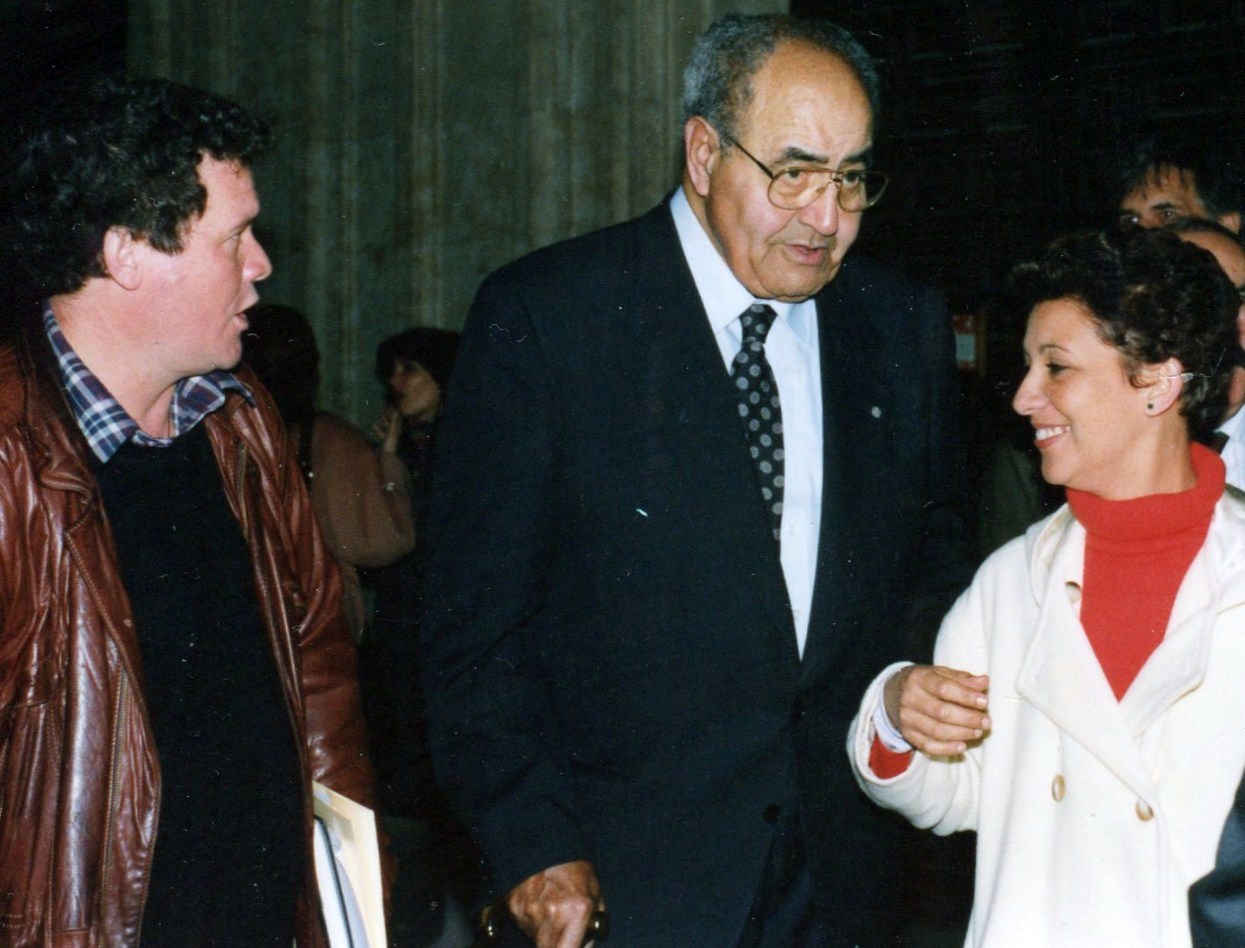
{"left": 870, "top": 442, "right": 1225, "bottom": 778}
{"left": 1070, "top": 442, "right": 1223, "bottom": 699}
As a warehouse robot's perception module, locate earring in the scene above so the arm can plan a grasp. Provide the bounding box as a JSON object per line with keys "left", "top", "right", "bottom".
{"left": 1146, "top": 402, "right": 1154, "bottom": 412}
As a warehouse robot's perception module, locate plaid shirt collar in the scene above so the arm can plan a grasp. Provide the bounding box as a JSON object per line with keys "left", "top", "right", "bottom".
{"left": 43, "top": 304, "right": 254, "bottom": 464}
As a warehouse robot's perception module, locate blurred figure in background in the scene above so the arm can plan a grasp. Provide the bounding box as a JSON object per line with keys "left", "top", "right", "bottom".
{"left": 1116, "top": 132, "right": 1242, "bottom": 233}
{"left": 1169, "top": 218, "right": 1245, "bottom": 490}
{"left": 243, "top": 302, "right": 415, "bottom": 639}
{"left": 365, "top": 326, "right": 477, "bottom": 947}
{"left": 372, "top": 327, "right": 461, "bottom": 495}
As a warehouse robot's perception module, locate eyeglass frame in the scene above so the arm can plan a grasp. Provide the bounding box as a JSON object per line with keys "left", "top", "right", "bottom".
{"left": 717, "top": 131, "right": 888, "bottom": 212}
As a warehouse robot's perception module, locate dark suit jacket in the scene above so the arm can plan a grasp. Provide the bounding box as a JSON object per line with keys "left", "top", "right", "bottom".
{"left": 1190, "top": 774, "right": 1245, "bottom": 945}
{"left": 421, "top": 198, "right": 975, "bottom": 945}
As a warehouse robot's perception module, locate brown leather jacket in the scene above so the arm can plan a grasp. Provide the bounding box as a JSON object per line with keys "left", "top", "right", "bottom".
{"left": 0, "top": 328, "right": 377, "bottom": 946}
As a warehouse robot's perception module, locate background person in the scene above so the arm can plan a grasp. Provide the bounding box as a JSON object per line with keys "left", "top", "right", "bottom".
{"left": 1168, "top": 218, "right": 1245, "bottom": 490}
{"left": 421, "top": 13, "right": 974, "bottom": 947}
{"left": 1116, "top": 132, "right": 1243, "bottom": 233}
{"left": 849, "top": 228, "right": 1245, "bottom": 947}
{"left": 364, "top": 326, "right": 476, "bottom": 947}
{"left": 242, "top": 301, "right": 416, "bottom": 639}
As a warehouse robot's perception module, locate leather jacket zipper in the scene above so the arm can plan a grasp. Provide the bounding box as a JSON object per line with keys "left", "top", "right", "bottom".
{"left": 99, "top": 673, "right": 128, "bottom": 903}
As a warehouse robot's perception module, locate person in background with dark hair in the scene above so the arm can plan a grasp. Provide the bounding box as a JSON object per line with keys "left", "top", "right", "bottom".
{"left": 849, "top": 228, "right": 1245, "bottom": 947}
{"left": 364, "top": 326, "right": 475, "bottom": 947}
{"left": 242, "top": 302, "right": 415, "bottom": 639}
{"left": 1116, "top": 132, "right": 1243, "bottom": 233}
{"left": 0, "top": 75, "right": 379, "bottom": 945}
{"left": 1168, "top": 218, "right": 1245, "bottom": 491}
{"left": 372, "top": 327, "right": 461, "bottom": 480}
{"left": 421, "top": 12, "right": 974, "bottom": 946}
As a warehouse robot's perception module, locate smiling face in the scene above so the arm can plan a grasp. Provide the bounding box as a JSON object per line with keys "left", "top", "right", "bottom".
{"left": 1012, "top": 298, "right": 1170, "bottom": 499}
{"left": 136, "top": 157, "right": 272, "bottom": 379}
{"left": 684, "top": 41, "right": 873, "bottom": 302}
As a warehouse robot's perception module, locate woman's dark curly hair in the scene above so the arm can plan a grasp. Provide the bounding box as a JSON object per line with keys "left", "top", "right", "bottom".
{"left": 1006, "top": 229, "right": 1238, "bottom": 445}
{"left": 6, "top": 75, "right": 272, "bottom": 297}
{"left": 374, "top": 327, "right": 461, "bottom": 394}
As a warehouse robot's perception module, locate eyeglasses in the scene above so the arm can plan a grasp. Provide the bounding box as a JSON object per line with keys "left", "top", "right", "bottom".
{"left": 720, "top": 132, "right": 888, "bottom": 212}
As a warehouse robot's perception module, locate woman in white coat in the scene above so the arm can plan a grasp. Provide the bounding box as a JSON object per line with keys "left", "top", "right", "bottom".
{"left": 848, "top": 228, "right": 1245, "bottom": 948}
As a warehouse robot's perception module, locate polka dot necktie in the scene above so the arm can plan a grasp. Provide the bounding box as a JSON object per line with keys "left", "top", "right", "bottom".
{"left": 731, "top": 303, "right": 784, "bottom": 544}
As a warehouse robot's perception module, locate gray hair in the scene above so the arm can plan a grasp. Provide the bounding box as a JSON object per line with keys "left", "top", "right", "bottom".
{"left": 680, "top": 14, "right": 881, "bottom": 142}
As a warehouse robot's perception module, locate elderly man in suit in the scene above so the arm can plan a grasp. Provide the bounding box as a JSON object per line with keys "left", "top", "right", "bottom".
{"left": 421, "top": 13, "right": 974, "bottom": 947}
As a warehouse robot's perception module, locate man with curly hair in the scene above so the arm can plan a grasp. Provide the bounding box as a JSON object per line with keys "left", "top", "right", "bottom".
{"left": 0, "top": 75, "right": 377, "bottom": 945}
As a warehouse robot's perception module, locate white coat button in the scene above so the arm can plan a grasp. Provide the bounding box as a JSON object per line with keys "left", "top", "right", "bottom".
{"left": 1065, "top": 582, "right": 1082, "bottom": 604}
{"left": 1135, "top": 800, "right": 1154, "bottom": 822}
{"left": 1051, "top": 774, "right": 1066, "bottom": 802}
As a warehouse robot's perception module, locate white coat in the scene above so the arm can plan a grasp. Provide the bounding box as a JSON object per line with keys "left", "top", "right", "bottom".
{"left": 848, "top": 491, "right": 1245, "bottom": 947}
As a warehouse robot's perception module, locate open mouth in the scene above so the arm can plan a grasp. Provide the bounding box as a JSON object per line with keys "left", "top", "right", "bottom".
{"left": 787, "top": 243, "right": 829, "bottom": 264}
{"left": 1033, "top": 425, "right": 1069, "bottom": 447}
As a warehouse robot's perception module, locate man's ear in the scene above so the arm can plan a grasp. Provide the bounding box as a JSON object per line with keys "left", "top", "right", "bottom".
{"left": 1218, "top": 210, "right": 1242, "bottom": 236}
{"left": 101, "top": 227, "right": 143, "bottom": 291}
{"left": 684, "top": 116, "right": 721, "bottom": 199}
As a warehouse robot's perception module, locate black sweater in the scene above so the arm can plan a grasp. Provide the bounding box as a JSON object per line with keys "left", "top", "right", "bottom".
{"left": 93, "top": 425, "right": 305, "bottom": 946}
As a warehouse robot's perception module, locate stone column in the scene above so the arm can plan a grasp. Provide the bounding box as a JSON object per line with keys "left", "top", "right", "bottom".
{"left": 128, "top": 0, "right": 783, "bottom": 421}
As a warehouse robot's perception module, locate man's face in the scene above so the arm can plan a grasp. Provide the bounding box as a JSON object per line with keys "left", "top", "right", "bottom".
{"left": 687, "top": 42, "right": 873, "bottom": 302}
{"left": 136, "top": 157, "right": 272, "bottom": 379}
{"left": 1118, "top": 164, "right": 1212, "bottom": 231}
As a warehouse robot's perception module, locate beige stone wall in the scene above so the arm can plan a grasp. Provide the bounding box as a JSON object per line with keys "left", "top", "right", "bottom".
{"left": 128, "top": 0, "right": 783, "bottom": 421}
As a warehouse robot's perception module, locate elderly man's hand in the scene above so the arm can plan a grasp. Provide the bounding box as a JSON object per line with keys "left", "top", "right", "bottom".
{"left": 507, "top": 860, "right": 604, "bottom": 948}
{"left": 884, "top": 664, "right": 991, "bottom": 756}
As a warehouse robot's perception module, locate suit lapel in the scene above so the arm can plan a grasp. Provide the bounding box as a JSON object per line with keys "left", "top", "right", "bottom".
{"left": 624, "top": 204, "right": 797, "bottom": 660}
{"left": 801, "top": 265, "right": 897, "bottom": 681}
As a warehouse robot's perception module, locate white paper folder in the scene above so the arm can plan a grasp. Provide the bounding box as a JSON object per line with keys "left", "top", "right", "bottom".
{"left": 312, "top": 781, "right": 386, "bottom": 948}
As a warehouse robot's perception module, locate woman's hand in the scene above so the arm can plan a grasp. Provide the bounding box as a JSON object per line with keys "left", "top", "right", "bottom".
{"left": 372, "top": 405, "right": 403, "bottom": 454}
{"left": 883, "top": 665, "right": 991, "bottom": 756}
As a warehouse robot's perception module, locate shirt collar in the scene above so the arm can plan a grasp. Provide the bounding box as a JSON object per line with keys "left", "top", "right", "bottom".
{"left": 1219, "top": 402, "right": 1245, "bottom": 440}
{"left": 670, "top": 186, "right": 817, "bottom": 347}
{"left": 43, "top": 304, "right": 253, "bottom": 464}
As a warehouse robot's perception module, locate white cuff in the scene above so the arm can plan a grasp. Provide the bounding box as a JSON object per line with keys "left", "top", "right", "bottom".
{"left": 872, "top": 687, "right": 913, "bottom": 753}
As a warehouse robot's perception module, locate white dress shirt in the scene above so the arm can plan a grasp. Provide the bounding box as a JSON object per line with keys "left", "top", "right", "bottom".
{"left": 670, "top": 187, "right": 823, "bottom": 657}
{"left": 1218, "top": 406, "right": 1245, "bottom": 492}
